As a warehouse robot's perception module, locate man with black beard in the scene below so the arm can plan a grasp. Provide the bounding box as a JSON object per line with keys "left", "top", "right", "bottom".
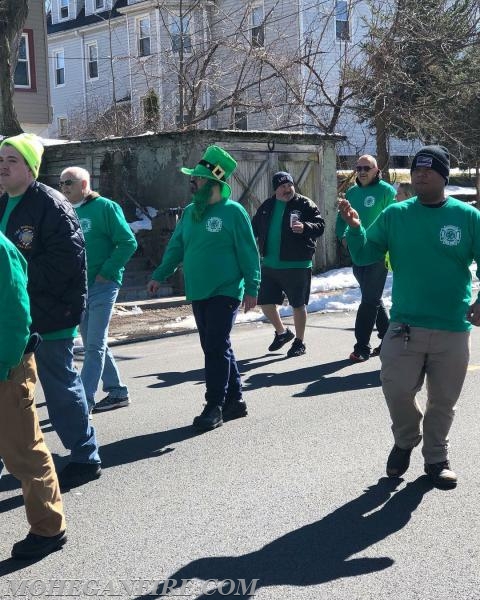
{"left": 147, "top": 146, "right": 260, "bottom": 431}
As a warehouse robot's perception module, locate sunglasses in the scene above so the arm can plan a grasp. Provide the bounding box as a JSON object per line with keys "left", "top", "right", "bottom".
{"left": 59, "top": 179, "right": 80, "bottom": 187}
{"left": 356, "top": 165, "right": 373, "bottom": 173}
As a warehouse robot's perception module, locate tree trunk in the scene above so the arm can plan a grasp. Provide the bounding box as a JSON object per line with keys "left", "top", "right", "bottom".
{"left": 374, "top": 97, "right": 390, "bottom": 182}
{"left": 0, "top": 0, "right": 29, "bottom": 135}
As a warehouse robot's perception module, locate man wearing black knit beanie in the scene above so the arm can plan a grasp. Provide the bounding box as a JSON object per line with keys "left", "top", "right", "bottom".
{"left": 338, "top": 144, "right": 480, "bottom": 490}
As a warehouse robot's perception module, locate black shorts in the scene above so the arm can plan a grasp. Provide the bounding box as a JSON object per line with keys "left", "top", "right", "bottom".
{"left": 257, "top": 266, "right": 311, "bottom": 308}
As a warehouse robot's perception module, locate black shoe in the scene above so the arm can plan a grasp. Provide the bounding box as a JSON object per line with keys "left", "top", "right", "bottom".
{"left": 268, "top": 328, "right": 295, "bottom": 352}
{"left": 349, "top": 350, "right": 369, "bottom": 362}
{"left": 222, "top": 401, "right": 248, "bottom": 422}
{"left": 424, "top": 461, "right": 457, "bottom": 489}
{"left": 58, "top": 462, "right": 102, "bottom": 491}
{"left": 386, "top": 444, "right": 414, "bottom": 477}
{"left": 370, "top": 344, "right": 382, "bottom": 357}
{"left": 193, "top": 405, "right": 223, "bottom": 431}
{"left": 287, "top": 338, "right": 306, "bottom": 357}
{"left": 11, "top": 531, "right": 66, "bottom": 560}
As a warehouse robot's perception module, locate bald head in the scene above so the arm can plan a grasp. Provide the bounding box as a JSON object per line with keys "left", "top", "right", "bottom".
{"left": 60, "top": 166, "right": 91, "bottom": 204}
{"left": 356, "top": 154, "right": 379, "bottom": 186}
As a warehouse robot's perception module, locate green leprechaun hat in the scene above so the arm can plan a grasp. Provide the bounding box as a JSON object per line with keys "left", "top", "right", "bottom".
{"left": 180, "top": 145, "right": 237, "bottom": 199}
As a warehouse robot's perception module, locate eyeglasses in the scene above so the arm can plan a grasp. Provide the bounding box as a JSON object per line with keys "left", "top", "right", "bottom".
{"left": 59, "top": 179, "right": 80, "bottom": 187}
{"left": 356, "top": 165, "right": 373, "bottom": 173}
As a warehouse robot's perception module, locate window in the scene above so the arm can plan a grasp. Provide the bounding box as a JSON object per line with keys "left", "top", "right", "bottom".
{"left": 234, "top": 110, "right": 248, "bottom": 130}
{"left": 335, "top": 0, "right": 350, "bottom": 41}
{"left": 59, "top": 0, "right": 69, "bottom": 19}
{"left": 95, "top": 0, "right": 105, "bottom": 9}
{"left": 58, "top": 117, "right": 68, "bottom": 138}
{"left": 14, "top": 32, "right": 33, "bottom": 89}
{"left": 170, "top": 14, "right": 192, "bottom": 54}
{"left": 86, "top": 42, "right": 98, "bottom": 79}
{"left": 54, "top": 50, "right": 65, "bottom": 86}
{"left": 251, "top": 4, "right": 265, "bottom": 48}
{"left": 137, "top": 17, "right": 151, "bottom": 57}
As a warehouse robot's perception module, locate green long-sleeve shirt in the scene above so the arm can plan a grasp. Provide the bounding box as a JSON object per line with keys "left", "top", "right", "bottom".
{"left": 346, "top": 197, "right": 480, "bottom": 331}
{"left": 336, "top": 179, "right": 396, "bottom": 240}
{"left": 0, "top": 231, "right": 31, "bottom": 380}
{"left": 75, "top": 195, "right": 137, "bottom": 286}
{"left": 152, "top": 199, "right": 260, "bottom": 301}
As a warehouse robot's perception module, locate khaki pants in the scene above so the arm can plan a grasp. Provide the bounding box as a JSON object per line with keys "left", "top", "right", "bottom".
{"left": 381, "top": 323, "right": 470, "bottom": 464}
{"left": 0, "top": 354, "right": 65, "bottom": 537}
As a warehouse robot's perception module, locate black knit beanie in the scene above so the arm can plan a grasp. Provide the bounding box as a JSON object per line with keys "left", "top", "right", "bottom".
{"left": 411, "top": 145, "right": 450, "bottom": 183}
{"left": 272, "top": 171, "right": 294, "bottom": 190}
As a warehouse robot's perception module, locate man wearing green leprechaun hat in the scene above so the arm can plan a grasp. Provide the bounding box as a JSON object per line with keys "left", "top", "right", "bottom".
{"left": 147, "top": 145, "right": 261, "bottom": 431}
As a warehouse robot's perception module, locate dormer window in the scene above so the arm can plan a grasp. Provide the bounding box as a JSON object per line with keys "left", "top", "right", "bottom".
{"left": 95, "top": 0, "right": 106, "bottom": 10}
{"left": 60, "top": 0, "right": 69, "bottom": 20}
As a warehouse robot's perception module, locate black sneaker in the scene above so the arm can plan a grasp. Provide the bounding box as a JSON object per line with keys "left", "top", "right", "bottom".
{"left": 386, "top": 444, "right": 414, "bottom": 477}
{"left": 268, "top": 328, "right": 295, "bottom": 352}
{"left": 424, "top": 461, "right": 457, "bottom": 489}
{"left": 287, "top": 338, "right": 306, "bottom": 357}
{"left": 92, "top": 395, "right": 130, "bottom": 412}
{"left": 370, "top": 344, "right": 382, "bottom": 357}
{"left": 193, "top": 405, "right": 223, "bottom": 431}
{"left": 58, "top": 462, "right": 102, "bottom": 491}
{"left": 222, "top": 401, "right": 248, "bottom": 422}
{"left": 11, "top": 531, "right": 66, "bottom": 560}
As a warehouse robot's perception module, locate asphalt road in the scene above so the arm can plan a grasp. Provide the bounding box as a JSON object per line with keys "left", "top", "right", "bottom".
{"left": 1, "top": 312, "right": 480, "bottom": 599}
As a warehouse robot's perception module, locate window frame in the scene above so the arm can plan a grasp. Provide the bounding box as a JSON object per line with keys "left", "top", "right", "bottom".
{"left": 335, "top": 0, "right": 351, "bottom": 42}
{"left": 86, "top": 41, "right": 99, "bottom": 80}
{"left": 234, "top": 109, "right": 248, "bottom": 130}
{"left": 94, "top": 0, "right": 106, "bottom": 11}
{"left": 136, "top": 15, "right": 151, "bottom": 57}
{"left": 59, "top": 0, "right": 69, "bottom": 20}
{"left": 54, "top": 49, "right": 66, "bottom": 87}
{"left": 14, "top": 30, "right": 37, "bottom": 92}
{"left": 169, "top": 13, "right": 192, "bottom": 55}
{"left": 251, "top": 3, "right": 265, "bottom": 49}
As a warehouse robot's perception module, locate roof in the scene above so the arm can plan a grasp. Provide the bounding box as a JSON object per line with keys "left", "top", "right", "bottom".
{"left": 47, "top": 0, "right": 128, "bottom": 35}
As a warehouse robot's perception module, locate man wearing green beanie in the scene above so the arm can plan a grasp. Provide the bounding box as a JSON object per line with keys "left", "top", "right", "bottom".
{"left": 147, "top": 145, "right": 260, "bottom": 431}
{"left": 0, "top": 133, "right": 101, "bottom": 491}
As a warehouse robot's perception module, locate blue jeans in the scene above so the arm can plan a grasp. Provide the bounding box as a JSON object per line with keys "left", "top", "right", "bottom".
{"left": 79, "top": 281, "right": 128, "bottom": 410}
{"left": 35, "top": 339, "right": 101, "bottom": 464}
{"left": 191, "top": 295, "right": 242, "bottom": 408}
{"left": 352, "top": 260, "right": 389, "bottom": 355}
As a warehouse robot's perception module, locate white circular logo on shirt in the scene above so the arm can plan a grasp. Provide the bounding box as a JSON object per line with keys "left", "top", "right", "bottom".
{"left": 80, "top": 218, "right": 92, "bottom": 233}
{"left": 364, "top": 196, "right": 375, "bottom": 208}
{"left": 206, "top": 217, "right": 222, "bottom": 232}
{"left": 440, "top": 225, "right": 461, "bottom": 246}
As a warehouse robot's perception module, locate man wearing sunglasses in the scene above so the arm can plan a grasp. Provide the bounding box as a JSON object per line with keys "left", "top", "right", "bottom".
{"left": 59, "top": 166, "right": 137, "bottom": 413}
{"left": 335, "top": 155, "right": 396, "bottom": 362}
{"left": 0, "top": 134, "right": 101, "bottom": 492}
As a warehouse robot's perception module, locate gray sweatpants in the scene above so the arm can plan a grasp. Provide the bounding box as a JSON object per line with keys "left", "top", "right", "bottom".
{"left": 380, "top": 322, "right": 470, "bottom": 464}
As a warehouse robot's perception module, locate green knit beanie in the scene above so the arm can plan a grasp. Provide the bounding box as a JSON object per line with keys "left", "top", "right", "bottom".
{"left": 0, "top": 133, "right": 44, "bottom": 179}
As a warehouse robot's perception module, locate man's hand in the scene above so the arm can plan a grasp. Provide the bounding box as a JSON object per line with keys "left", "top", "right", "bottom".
{"left": 147, "top": 280, "right": 161, "bottom": 296}
{"left": 338, "top": 199, "right": 361, "bottom": 228}
{"left": 291, "top": 221, "right": 304, "bottom": 234}
{"left": 242, "top": 294, "right": 257, "bottom": 313}
{"left": 466, "top": 301, "right": 480, "bottom": 326}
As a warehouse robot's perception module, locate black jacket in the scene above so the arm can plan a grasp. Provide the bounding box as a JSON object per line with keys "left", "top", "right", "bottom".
{"left": 0, "top": 182, "right": 87, "bottom": 334}
{"left": 251, "top": 193, "right": 325, "bottom": 261}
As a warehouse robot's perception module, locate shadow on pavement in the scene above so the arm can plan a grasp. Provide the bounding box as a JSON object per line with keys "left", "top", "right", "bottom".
{"left": 133, "top": 476, "right": 433, "bottom": 599}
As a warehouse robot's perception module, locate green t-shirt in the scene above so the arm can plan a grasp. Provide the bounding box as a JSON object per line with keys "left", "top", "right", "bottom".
{"left": 0, "top": 195, "right": 23, "bottom": 233}
{"left": 336, "top": 179, "right": 396, "bottom": 240}
{"left": 151, "top": 199, "right": 260, "bottom": 301}
{"left": 346, "top": 197, "right": 480, "bottom": 331}
{"left": 263, "top": 200, "right": 312, "bottom": 269}
{"left": 75, "top": 196, "right": 137, "bottom": 286}
{"left": 0, "top": 232, "right": 31, "bottom": 380}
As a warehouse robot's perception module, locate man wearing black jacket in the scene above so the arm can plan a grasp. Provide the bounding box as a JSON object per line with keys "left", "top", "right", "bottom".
{"left": 252, "top": 172, "right": 325, "bottom": 357}
{"left": 0, "top": 134, "right": 101, "bottom": 491}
